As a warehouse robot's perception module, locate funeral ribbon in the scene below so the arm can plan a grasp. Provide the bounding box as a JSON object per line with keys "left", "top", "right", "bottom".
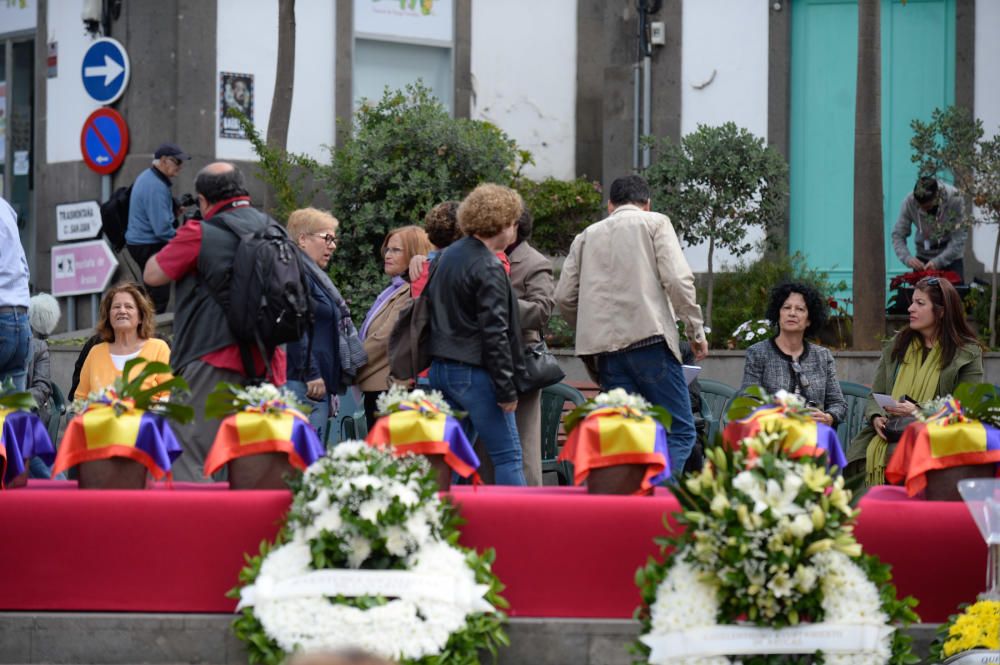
{"left": 1, "top": 409, "right": 56, "bottom": 488}
{"left": 205, "top": 405, "right": 325, "bottom": 477}
{"left": 886, "top": 398, "right": 1000, "bottom": 496}
{"left": 51, "top": 403, "right": 182, "bottom": 480}
{"left": 557, "top": 406, "right": 670, "bottom": 493}
{"left": 724, "top": 404, "right": 847, "bottom": 469}
{"left": 366, "top": 401, "right": 479, "bottom": 478}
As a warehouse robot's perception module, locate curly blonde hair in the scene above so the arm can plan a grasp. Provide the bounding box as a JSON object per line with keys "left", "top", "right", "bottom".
{"left": 287, "top": 207, "right": 339, "bottom": 240}
{"left": 457, "top": 184, "right": 523, "bottom": 238}
{"left": 96, "top": 282, "right": 157, "bottom": 342}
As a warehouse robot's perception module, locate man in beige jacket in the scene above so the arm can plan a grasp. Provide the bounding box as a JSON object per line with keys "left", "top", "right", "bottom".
{"left": 554, "top": 175, "right": 708, "bottom": 475}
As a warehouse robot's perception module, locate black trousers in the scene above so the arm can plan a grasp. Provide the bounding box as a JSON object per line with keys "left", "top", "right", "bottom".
{"left": 126, "top": 242, "right": 170, "bottom": 313}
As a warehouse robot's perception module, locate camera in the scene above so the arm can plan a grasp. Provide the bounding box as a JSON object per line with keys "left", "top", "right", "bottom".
{"left": 178, "top": 193, "right": 202, "bottom": 221}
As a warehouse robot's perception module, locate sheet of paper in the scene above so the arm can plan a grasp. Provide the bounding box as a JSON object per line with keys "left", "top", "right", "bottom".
{"left": 872, "top": 393, "right": 900, "bottom": 410}
{"left": 682, "top": 365, "right": 702, "bottom": 386}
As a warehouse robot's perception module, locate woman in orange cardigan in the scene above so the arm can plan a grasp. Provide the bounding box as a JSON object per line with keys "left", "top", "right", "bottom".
{"left": 74, "top": 282, "right": 171, "bottom": 399}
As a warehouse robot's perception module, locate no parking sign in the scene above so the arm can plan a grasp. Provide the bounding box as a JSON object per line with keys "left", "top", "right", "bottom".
{"left": 80, "top": 108, "right": 129, "bottom": 175}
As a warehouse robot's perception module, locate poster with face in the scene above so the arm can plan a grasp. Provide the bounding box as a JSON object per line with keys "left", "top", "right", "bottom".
{"left": 219, "top": 72, "right": 254, "bottom": 139}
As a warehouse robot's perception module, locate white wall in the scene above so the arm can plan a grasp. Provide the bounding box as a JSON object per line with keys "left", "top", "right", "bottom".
{"left": 215, "top": 0, "right": 335, "bottom": 161}
{"left": 470, "top": 0, "right": 576, "bottom": 180}
{"left": 46, "top": 0, "right": 102, "bottom": 163}
{"left": 678, "top": 0, "right": 769, "bottom": 273}
{"left": 0, "top": 0, "right": 36, "bottom": 35}
{"left": 971, "top": 0, "right": 1000, "bottom": 272}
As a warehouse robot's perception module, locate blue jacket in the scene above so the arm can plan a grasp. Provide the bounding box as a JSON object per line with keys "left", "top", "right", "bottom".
{"left": 125, "top": 167, "right": 176, "bottom": 244}
{"left": 286, "top": 272, "right": 341, "bottom": 394}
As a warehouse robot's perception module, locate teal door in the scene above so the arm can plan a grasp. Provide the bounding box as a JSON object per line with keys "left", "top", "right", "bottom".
{"left": 789, "top": 0, "right": 955, "bottom": 300}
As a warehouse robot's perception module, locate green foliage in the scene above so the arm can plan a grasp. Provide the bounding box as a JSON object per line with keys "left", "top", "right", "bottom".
{"left": 964, "top": 282, "right": 995, "bottom": 346}
{"left": 0, "top": 377, "right": 35, "bottom": 411}
{"left": 320, "top": 83, "right": 522, "bottom": 310}
{"left": 230, "top": 109, "right": 321, "bottom": 224}
{"left": 515, "top": 176, "right": 603, "bottom": 255}
{"left": 645, "top": 122, "right": 789, "bottom": 327}
{"left": 543, "top": 312, "right": 575, "bottom": 349}
{"left": 70, "top": 358, "right": 192, "bottom": 423}
{"left": 707, "top": 252, "right": 846, "bottom": 349}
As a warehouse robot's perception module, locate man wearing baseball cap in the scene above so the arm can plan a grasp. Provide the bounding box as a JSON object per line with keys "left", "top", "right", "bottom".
{"left": 125, "top": 142, "right": 191, "bottom": 313}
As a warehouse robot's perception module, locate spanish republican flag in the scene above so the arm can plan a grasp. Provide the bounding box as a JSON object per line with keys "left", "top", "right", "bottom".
{"left": 51, "top": 405, "right": 182, "bottom": 480}
{"left": 557, "top": 407, "right": 670, "bottom": 492}
{"left": 1, "top": 409, "right": 55, "bottom": 488}
{"left": 723, "top": 405, "right": 847, "bottom": 469}
{"left": 204, "top": 409, "right": 324, "bottom": 477}
{"left": 886, "top": 399, "right": 1000, "bottom": 496}
{"left": 366, "top": 402, "right": 479, "bottom": 478}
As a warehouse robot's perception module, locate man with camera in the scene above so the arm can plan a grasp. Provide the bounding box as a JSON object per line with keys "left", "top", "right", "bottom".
{"left": 125, "top": 142, "right": 192, "bottom": 313}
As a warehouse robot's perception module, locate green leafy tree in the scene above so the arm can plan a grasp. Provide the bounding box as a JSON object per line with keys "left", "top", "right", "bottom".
{"left": 645, "top": 122, "right": 789, "bottom": 329}
{"left": 911, "top": 105, "right": 1000, "bottom": 346}
{"left": 318, "top": 83, "right": 521, "bottom": 310}
{"left": 515, "top": 176, "right": 603, "bottom": 255}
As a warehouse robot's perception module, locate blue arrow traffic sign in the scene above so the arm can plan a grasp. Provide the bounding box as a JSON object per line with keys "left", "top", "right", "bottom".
{"left": 81, "top": 37, "right": 130, "bottom": 105}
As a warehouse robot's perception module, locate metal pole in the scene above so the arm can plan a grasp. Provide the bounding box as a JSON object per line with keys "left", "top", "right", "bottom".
{"left": 90, "top": 294, "right": 99, "bottom": 326}
{"left": 632, "top": 64, "right": 641, "bottom": 173}
{"left": 67, "top": 297, "right": 76, "bottom": 332}
{"left": 101, "top": 175, "right": 111, "bottom": 203}
{"left": 642, "top": 54, "right": 652, "bottom": 168}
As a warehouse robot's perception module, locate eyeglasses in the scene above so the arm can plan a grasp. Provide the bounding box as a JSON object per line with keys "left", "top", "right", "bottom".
{"left": 166, "top": 157, "right": 183, "bottom": 167}
{"left": 925, "top": 277, "right": 940, "bottom": 286}
{"left": 790, "top": 360, "right": 811, "bottom": 389}
{"left": 310, "top": 233, "right": 337, "bottom": 247}
{"left": 384, "top": 247, "right": 404, "bottom": 256}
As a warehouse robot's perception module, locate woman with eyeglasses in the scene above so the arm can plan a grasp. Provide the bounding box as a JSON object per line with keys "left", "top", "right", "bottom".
{"left": 846, "top": 276, "right": 983, "bottom": 485}
{"left": 357, "top": 225, "right": 432, "bottom": 427}
{"left": 286, "top": 208, "right": 356, "bottom": 440}
{"left": 740, "top": 282, "right": 847, "bottom": 427}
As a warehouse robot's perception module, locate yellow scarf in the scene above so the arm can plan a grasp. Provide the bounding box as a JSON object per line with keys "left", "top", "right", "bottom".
{"left": 866, "top": 339, "right": 942, "bottom": 485}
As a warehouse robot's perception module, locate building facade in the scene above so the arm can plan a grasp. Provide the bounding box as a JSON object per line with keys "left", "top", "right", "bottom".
{"left": 1, "top": 0, "right": 997, "bottom": 328}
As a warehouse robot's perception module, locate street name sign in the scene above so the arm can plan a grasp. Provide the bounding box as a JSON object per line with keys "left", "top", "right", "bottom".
{"left": 56, "top": 201, "right": 102, "bottom": 242}
{"left": 51, "top": 239, "right": 119, "bottom": 297}
{"left": 80, "top": 108, "right": 129, "bottom": 175}
{"left": 81, "top": 37, "right": 130, "bottom": 104}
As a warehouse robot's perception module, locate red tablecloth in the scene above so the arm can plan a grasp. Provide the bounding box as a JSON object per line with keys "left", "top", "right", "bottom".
{"left": 0, "top": 482, "right": 985, "bottom": 621}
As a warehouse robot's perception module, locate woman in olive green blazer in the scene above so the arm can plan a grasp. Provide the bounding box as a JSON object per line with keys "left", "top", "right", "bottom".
{"left": 846, "top": 277, "right": 984, "bottom": 482}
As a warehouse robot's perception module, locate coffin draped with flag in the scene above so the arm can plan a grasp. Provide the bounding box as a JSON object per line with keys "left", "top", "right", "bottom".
{"left": 1, "top": 409, "right": 55, "bottom": 487}
{"left": 557, "top": 405, "right": 671, "bottom": 491}
{"left": 723, "top": 402, "right": 847, "bottom": 469}
{"left": 205, "top": 404, "right": 324, "bottom": 477}
{"left": 887, "top": 397, "right": 1000, "bottom": 496}
{"left": 365, "top": 398, "right": 479, "bottom": 478}
{"left": 51, "top": 397, "right": 181, "bottom": 480}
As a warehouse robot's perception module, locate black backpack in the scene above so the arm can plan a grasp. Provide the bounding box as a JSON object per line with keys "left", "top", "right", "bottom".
{"left": 205, "top": 209, "right": 314, "bottom": 379}
{"left": 99, "top": 185, "right": 132, "bottom": 252}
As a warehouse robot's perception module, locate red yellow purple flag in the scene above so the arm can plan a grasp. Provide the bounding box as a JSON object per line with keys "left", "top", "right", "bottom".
{"left": 204, "top": 409, "right": 324, "bottom": 478}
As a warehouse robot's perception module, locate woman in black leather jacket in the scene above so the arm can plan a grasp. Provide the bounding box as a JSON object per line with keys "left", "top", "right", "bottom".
{"left": 426, "top": 184, "right": 527, "bottom": 485}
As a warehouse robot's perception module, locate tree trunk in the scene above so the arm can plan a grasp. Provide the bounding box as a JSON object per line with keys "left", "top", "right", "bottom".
{"left": 706, "top": 234, "right": 715, "bottom": 332}
{"left": 265, "top": 0, "right": 296, "bottom": 212}
{"left": 851, "top": 0, "right": 886, "bottom": 350}
{"left": 991, "top": 224, "right": 999, "bottom": 348}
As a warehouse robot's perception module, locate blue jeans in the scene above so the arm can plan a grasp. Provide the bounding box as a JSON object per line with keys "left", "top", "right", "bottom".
{"left": 0, "top": 309, "right": 30, "bottom": 391}
{"left": 597, "top": 343, "right": 696, "bottom": 478}
{"left": 429, "top": 360, "right": 526, "bottom": 486}
{"left": 286, "top": 380, "right": 331, "bottom": 443}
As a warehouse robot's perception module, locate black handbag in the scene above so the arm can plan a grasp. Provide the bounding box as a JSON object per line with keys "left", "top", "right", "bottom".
{"left": 517, "top": 340, "right": 565, "bottom": 393}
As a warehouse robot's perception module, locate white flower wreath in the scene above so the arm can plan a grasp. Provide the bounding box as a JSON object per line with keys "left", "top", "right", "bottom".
{"left": 637, "top": 428, "right": 916, "bottom": 664}
{"left": 233, "top": 442, "right": 505, "bottom": 663}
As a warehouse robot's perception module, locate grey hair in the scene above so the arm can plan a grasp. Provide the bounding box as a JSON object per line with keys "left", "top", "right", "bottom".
{"left": 29, "top": 293, "right": 61, "bottom": 336}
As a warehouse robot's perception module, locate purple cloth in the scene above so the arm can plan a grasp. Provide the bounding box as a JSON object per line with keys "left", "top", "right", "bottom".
{"left": 290, "top": 416, "right": 325, "bottom": 467}
{"left": 134, "top": 413, "right": 184, "bottom": 474}
{"left": 649, "top": 423, "right": 672, "bottom": 486}
{"left": 440, "top": 414, "right": 481, "bottom": 476}
{"left": 359, "top": 276, "right": 407, "bottom": 340}
{"left": 4, "top": 411, "right": 55, "bottom": 485}
{"left": 814, "top": 422, "right": 848, "bottom": 470}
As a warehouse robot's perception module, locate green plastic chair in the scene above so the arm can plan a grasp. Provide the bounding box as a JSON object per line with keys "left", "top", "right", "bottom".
{"left": 837, "top": 381, "right": 871, "bottom": 447}
{"left": 46, "top": 383, "right": 66, "bottom": 448}
{"left": 540, "top": 382, "right": 586, "bottom": 485}
{"left": 326, "top": 389, "right": 368, "bottom": 446}
{"left": 698, "top": 379, "right": 737, "bottom": 445}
